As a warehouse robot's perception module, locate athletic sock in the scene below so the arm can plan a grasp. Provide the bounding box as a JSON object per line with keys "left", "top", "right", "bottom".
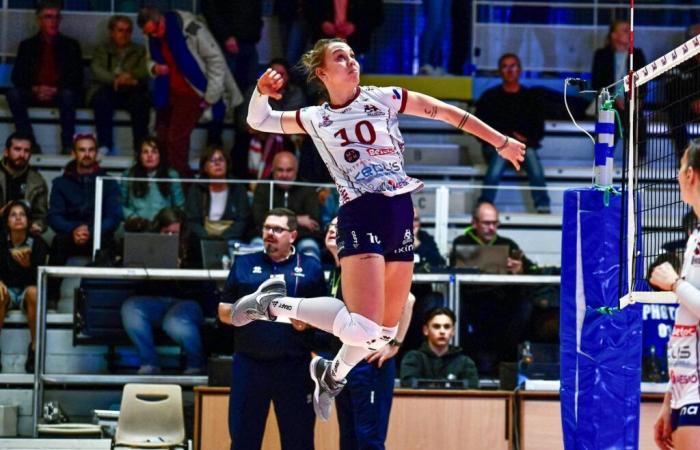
{"left": 329, "top": 344, "right": 372, "bottom": 382}
{"left": 268, "top": 296, "right": 346, "bottom": 333}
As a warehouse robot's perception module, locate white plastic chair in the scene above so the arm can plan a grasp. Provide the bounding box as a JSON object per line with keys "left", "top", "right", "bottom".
{"left": 113, "top": 384, "right": 189, "bottom": 449}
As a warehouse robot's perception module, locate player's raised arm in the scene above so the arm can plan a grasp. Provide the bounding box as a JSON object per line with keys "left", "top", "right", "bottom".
{"left": 247, "top": 68, "right": 306, "bottom": 135}
{"left": 402, "top": 89, "right": 525, "bottom": 170}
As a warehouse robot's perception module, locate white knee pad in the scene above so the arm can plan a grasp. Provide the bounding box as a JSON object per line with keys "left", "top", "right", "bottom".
{"left": 332, "top": 311, "right": 384, "bottom": 350}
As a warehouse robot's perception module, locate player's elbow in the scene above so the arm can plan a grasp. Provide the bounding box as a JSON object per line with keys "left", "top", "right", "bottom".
{"left": 246, "top": 115, "right": 262, "bottom": 130}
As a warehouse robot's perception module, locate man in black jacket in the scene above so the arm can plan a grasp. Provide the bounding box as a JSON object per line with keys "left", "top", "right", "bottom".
{"left": 201, "top": 0, "right": 263, "bottom": 93}
{"left": 400, "top": 307, "right": 479, "bottom": 388}
{"left": 475, "top": 53, "right": 550, "bottom": 213}
{"left": 5, "top": 0, "right": 83, "bottom": 154}
{"left": 451, "top": 201, "right": 538, "bottom": 375}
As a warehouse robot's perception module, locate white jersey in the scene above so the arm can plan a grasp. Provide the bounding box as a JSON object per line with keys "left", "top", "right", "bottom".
{"left": 295, "top": 86, "right": 423, "bottom": 205}
{"left": 669, "top": 227, "right": 700, "bottom": 409}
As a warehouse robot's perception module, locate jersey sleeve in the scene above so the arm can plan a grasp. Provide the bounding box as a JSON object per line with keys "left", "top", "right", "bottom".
{"left": 295, "top": 106, "right": 314, "bottom": 134}
{"left": 368, "top": 86, "right": 409, "bottom": 114}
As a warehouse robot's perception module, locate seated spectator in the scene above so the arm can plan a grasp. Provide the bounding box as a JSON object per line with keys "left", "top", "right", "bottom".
{"left": 400, "top": 307, "right": 478, "bottom": 388}
{"left": 137, "top": 6, "right": 243, "bottom": 177}
{"left": 47, "top": 134, "right": 122, "bottom": 303}
{"left": 0, "top": 132, "right": 49, "bottom": 234}
{"left": 252, "top": 151, "right": 322, "bottom": 259}
{"left": 451, "top": 201, "right": 537, "bottom": 375}
{"left": 88, "top": 15, "right": 150, "bottom": 155}
{"left": 0, "top": 201, "right": 50, "bottom": 373}
{"left": 232, "top": 58, "right": 307, "bottom": 180}
{"left": 121, "top": 207, "right": 205, "bottom": 375}
{"left": 121, "top": 137, "right": 185, "bottom": 232}
{"left": 5, "top": 0, "right": 83, "bottom": 154}
{"left": 591, "top": 20, "right": 647, "bottom": 159}
{"left": 475, "top": 53, "right": 550, "bottom": 213}
{"left": 185, "top": 147, "right": 250, "bottom": 261}
{"left": 413, "top": 207, "right": 446, "bottom": 271}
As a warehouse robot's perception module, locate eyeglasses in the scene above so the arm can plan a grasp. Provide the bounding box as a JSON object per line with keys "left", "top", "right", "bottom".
{"left": 263, "top": 225, "right": 291, "bottom": 235}
{"left": 208, "top": 156, "right": 226, "bottom": 164}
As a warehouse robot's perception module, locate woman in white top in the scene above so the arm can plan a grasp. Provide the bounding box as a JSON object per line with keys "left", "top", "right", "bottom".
{"left": 222, "top": 38, "right": 525, "bottom": 421}
{"left": 651, "top": 140, "right": 700, "bottom": 449}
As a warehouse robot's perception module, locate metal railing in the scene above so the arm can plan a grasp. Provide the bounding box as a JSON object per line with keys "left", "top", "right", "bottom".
{"left": 93, "top": 175, "right": 582, "bottom": 260}
{"left": 471, "top": 0, "right": 697, "bottom": 72}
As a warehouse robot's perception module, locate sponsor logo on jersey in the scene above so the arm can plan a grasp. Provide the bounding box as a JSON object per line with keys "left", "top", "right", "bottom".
{"left": 344, "top": 149, "right": 360, "bottom": 163}
{"left": 394, "top": 244, "right": 414, "bottom": 254}
{"left": 364, "top": 104, "right": 384, "bottom": 116}
{"left": 681, "top": 405, "right": 700, "bottom": 415}
{"left": 293, "top": 265, "right": 305, "bottom": 277}
{"left": 669, "top": 345, "right": 692, "bottom": 359}
{"left": 319, "top": 113, "right": 333, "bottom": 128}
{"left": 367, "top": 147, "right": 394, "bottom": 156}
{"left": 353, "top": 161, "right": 402, "bottom": 182}
{"left": 338, "top": 187, "right": 351, "bottom": 203}
{"left": 671, "top": 371, "right": 699, "bottom": 384}
{"left": 366, "top": 233, "right": 381, "bottom": 245}
{"left": 252, "top": 266, "right": 262, "bottom": 274}
{"left": 673, "top": 325, "right": 698, "bottom": 337}
{"left": 402, "top": 228, "right": 413, "bottom": 245}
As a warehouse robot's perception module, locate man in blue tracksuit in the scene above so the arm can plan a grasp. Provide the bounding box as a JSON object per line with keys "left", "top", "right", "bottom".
{"left": 317, "top": 217, "right": 414, "bottom": 450}
{"left": 219, "top": 208, "right": 325, "bottom": 450}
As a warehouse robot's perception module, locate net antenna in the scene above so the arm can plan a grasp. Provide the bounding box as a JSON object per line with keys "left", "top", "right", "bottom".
{"left": 619, "top": 33, "right": 700, "bottom": 308}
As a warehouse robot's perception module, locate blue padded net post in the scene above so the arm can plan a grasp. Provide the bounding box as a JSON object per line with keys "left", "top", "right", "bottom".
{"left": 560, "top": 188, "right": 643, "bottom": 449}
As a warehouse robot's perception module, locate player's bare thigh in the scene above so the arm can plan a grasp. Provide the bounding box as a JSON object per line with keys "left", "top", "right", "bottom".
{"left": 340, "top": 253, "right": 386, "bottom": 323}
{"left": 384, "top": 261, "right": 414, "bottom": 326}
{"left": 673, "top": 426, "right": 700, "bottom": 449}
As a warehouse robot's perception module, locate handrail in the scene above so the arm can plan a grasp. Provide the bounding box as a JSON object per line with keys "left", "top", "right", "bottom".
{"left": 93, "top": 175, "right": 582, "bottom": 257}
{"left": 31, "top": 265, "right": 459, "bottom": 436}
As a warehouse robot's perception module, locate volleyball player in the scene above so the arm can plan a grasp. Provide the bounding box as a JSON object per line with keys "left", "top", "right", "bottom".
{"left": 651, "top": 140, "right": 700, "bottom": 449}
{"left": 223, "top": 38, "right": 525, "bottom": 420}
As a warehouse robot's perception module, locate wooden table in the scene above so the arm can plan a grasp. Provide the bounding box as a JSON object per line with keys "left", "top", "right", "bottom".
{"left": 194, "top": 387, "right": 514, "bottom": 450}
{"left": 518, "top": 391, "right": 664, "bottom": 450}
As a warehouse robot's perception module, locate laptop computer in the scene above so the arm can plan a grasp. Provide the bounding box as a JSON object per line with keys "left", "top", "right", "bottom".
{"left": 453, "top": 244, "right": 510, "bottom": 274}
{"left": 200, "top": 239, "right": 232, "bottom": 270}
{"left": 123, "top": 233, "right": 179, "bottom": 269}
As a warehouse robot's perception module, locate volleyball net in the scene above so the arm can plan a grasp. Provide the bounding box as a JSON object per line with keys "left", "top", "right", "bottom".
{"left": 619, "top": 34, "right": 700, "bottom": 307}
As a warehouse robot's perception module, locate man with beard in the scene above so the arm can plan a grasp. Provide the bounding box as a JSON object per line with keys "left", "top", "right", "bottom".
{"left": 47, "top": 133, "right": 122, "bottom": 305}
{"left": 0, "top": 132, "right": 48, "bottom": 234}
{"left": 218, "top": 208, "right": 325, "bottom": 450}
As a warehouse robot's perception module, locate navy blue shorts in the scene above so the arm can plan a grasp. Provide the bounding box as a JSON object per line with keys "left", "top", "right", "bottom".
{"left": 336, "top": 193, "right": 414, "bottom": 262}
{"left": 671, "top": 403, "right": 700, "bottom": 431}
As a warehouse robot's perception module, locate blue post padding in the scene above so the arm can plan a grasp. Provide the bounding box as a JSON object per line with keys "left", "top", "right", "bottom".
{"left": 595, "top": 122, "right": 616, "bottom": 135}
{"left": 560, "top": 188, "right": 643, "bottom": 450}
{"left": 594, "top": 143, "right": 609, "bottom": 165}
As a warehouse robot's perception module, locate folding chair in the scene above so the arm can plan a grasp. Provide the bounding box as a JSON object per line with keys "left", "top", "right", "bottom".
{"left": 113, "top": 384, "right": 190, "bottom": 449}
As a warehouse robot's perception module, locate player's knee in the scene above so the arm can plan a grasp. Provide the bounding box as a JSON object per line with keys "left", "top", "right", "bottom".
{"left": 333, "top": 311, "right": 383, "bottom": 350}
